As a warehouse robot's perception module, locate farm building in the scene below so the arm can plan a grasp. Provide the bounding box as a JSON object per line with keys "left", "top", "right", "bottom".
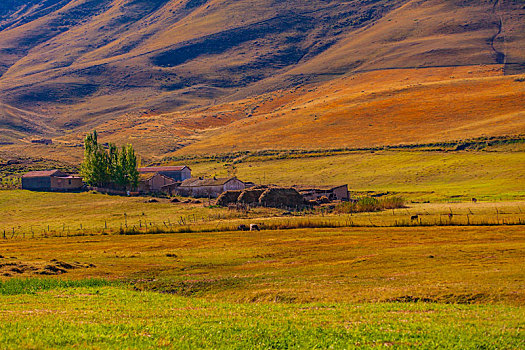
{"left": 295, "top": 185, "right": 349, "bottom": 201}
{"left": 138, "top": 172, "right": 177, "bottom": 193}
{"left": 176, "top": 177, "right": 245, "bottom": 198}
{"left": 138, "top": 166, "right": 191, "bottom": 181}
{"left": 22, "top": 170, "right": 83, "bottom": 191}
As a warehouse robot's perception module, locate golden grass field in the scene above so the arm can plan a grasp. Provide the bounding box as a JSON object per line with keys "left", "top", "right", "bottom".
{"left": 1, "top": 223, "right": 524, "bottom": 305}
{"left": 1, "top": 189, "right": 524, "bottom": 237}
{"left": 1, "top": 220, "right": 525, "bottom": 305}
{"left": 1, "top": 189, "right": 524, "bottom": 348}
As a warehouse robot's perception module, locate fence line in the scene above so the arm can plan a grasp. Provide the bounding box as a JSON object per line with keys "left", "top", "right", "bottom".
{"left": 1, "top": 211, "right": 524, "bottom": 240}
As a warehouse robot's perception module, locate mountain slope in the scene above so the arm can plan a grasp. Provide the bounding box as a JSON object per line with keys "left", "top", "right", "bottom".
{"left": 0, "top": 0, "right": 409, "bottom": 129}
{"left": 0, "top": 0, "right": 523, "bottom": 159}
{"left": 171, "top": 66, "right": 525, "bottom": 155}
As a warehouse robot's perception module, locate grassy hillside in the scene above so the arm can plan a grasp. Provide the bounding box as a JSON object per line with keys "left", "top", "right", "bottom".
{"left": 170, "top": 146, "right": 525, "bottom": 201}
{"left": 173, "top": 66, "right": 525, "bottom": 155}
{"left": 0, "top": 0, "right": 408, "bottom": 129}
{"left": 2, "top": 65, "right": 523, "bottom": 162}
{"left": 0, "top": 0, "right": 523, "bottom": 143}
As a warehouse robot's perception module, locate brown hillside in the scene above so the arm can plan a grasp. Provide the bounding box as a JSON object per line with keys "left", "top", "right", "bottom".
{"left": 0, "top": 0, "right": 409, "bottom": 130}
{"left": 0, "top": 1, "right": 524, "bottom": 130}
{"left": 161, "top": 65, "right": 525, "bottom": 155}
{"left": 0, "top": 0, "right": 523, "bottom": 160}
{"left": 3, "top": 64, "right": 522, "bottom": 163}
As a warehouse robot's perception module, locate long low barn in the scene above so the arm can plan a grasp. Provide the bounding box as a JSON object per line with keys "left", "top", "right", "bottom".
{"left": 176, "top": 177, "right": 245, "bottom": 198}
{"left": 138, "top": 166, "right": 191, "bottom": 181}
{"left": 22, "top": 170, "right": 83, "bottom": 191}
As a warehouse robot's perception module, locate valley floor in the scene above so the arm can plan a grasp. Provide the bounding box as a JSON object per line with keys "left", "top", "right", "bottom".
{"left": 0, "top": 223, "right": 524, "bottom": 348}
{"left": 0, "top": 190, "right": 523, "bottom": 348}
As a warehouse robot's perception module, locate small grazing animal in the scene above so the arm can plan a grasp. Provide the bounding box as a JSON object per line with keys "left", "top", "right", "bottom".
{"left": 250, "top": 224, "right": 260, "bottom": 231}
{"left": 237, "top": 224, "right": 249, "bottom": 231}
{"left": 410, "top": 215, "right": 419, "bottom": 221}
{"left": 472, "top": 198, "right": 478, "bottom": 203}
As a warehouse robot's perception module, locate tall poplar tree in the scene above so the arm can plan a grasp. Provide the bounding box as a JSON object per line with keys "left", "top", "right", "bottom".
{"left": 81, "top": 131, "right": 139, "bottom": 190}
{"left": 81, "top": 130, "right": 109, "bottom": 187}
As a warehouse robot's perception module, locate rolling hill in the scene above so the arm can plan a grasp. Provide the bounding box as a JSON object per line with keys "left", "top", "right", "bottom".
{"left": 0, "top": 0, "right": 523, "bottom": 160}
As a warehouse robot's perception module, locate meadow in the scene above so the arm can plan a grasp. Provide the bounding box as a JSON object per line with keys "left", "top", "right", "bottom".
{"left": 1, "top": 224, "right": 524, "bottom": 304}
{"left": 0, "top": 224, "right": 524, "bottom": 348}
{"left": 179, "top": 148, "right": 525, "bottom": 202}
{"left": 1, "top": 146, "right": 524, "bottom": 348}
{"left": 1, "top": 190, "right": 524, "bottom": 238}
{"left": 0, "top": 188, "right": 524, "bottom": 348}
{"left": 0, "top": 285, "right": 523, "bottom": 349}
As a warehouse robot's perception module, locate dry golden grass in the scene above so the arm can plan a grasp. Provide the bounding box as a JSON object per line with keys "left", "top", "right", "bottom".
{"left": 3, "top": 65, "right": 523, "bottom": 163}
{"left": 1, "top": 225, "right": 523, "bottom": 305}
{"left": 0, "top": 0, "right": 523, "bottom": 155}
{"left": 174, "top": 66, "right": 525, "bottom": 155}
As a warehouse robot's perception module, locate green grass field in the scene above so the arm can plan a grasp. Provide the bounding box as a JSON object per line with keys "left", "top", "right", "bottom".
{"left": 181, "top": 149, "right": 525, "bottom": 202}
{"left": 1, "top": 284, "right": 523, "bottom": 349}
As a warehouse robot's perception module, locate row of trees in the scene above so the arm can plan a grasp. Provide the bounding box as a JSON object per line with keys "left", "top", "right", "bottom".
{"left": 81, "top": 131, "right": 139, "bottom": 190}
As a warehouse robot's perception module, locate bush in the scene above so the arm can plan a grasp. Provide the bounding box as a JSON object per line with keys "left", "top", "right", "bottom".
{"left": 356, "top": 197, "right": 381, "bottom": 212}
{"left": 335, "top": 196, "right": 405, "bottom": 213}
{"left": 380, "top": 196, "right": 406, "bottom": 209}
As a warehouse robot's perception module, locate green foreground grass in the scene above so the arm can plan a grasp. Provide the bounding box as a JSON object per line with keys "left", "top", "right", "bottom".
{"left": 0, "top": 285, "right": 523, "bottom": 349}
{"left": 0, "top": 277, "right": 111, "bottom": 295}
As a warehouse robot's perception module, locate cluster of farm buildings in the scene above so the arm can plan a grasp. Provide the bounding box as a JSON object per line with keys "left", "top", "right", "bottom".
{"left": 21, "top": 166, "right": 349, "bottom": 206}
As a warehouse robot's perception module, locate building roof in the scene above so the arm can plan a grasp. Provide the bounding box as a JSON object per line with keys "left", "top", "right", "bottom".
{"left": 139, "top": 172, "right": 176, "bottom": 182}
{"left": 139, "top": 173, "right": 157, "bottom": 181}
{"left": 22, "top": 170, "right": 66, "bottom": 178}
{"left": 138, "top": 166, "right": 190, "bottom": 173}
{"left": 180, "top": 177, "right": 241, "bottom": 187}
